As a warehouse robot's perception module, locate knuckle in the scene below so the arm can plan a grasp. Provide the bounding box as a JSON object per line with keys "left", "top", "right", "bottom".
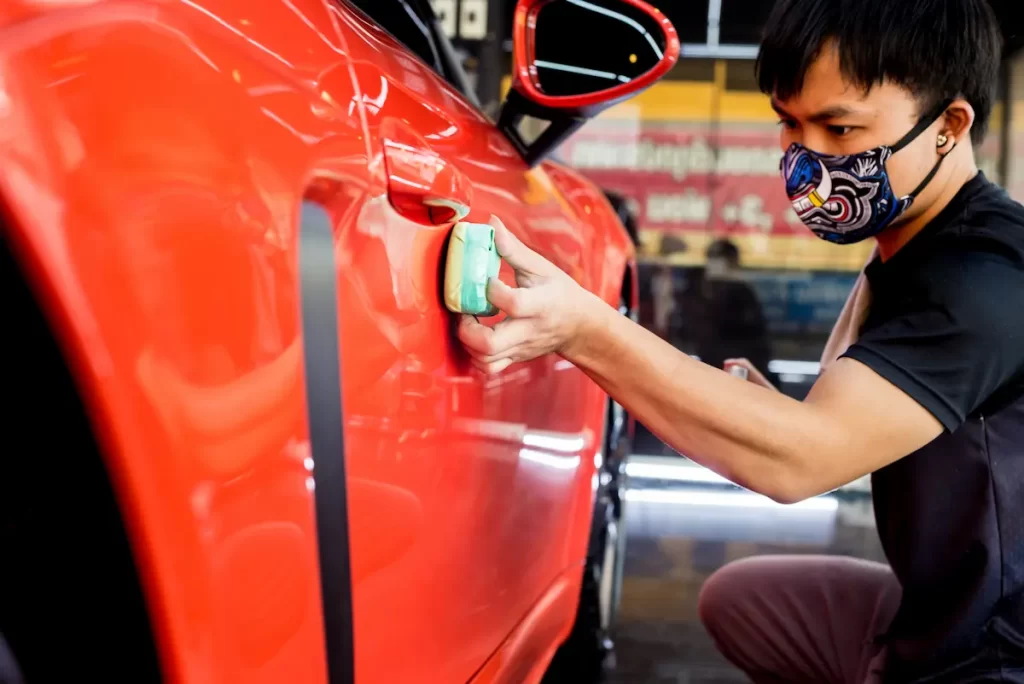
{"left": 482, "top": 336, "right": 501, "bottom": 356}
{"left": 514, "top": 291, "right": 539, "bottom": 317}
{"left": 503, "top": 291, "right": 525, "bottom": 317}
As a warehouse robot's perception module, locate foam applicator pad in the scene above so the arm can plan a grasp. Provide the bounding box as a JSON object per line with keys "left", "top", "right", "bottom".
{"left": 444, "top": 221, "right": 502, "bottom": 316}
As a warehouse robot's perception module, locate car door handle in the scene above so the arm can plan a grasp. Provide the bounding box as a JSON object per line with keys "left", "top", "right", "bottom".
{"left": 381, "top": 117, "right": 472, "bottom": 225}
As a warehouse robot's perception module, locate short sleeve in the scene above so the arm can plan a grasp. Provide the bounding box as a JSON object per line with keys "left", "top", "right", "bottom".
{"left": 842, "top": 251, "right": 1024, "bottom": 432}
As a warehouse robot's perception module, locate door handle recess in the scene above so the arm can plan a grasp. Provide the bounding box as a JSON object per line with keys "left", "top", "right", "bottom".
{"left": 381, "top": 117, "right": 472, "bottom": 225}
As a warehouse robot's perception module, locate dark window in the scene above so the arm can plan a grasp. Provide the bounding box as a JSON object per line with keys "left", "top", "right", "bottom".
{"left": 346, "top": 0, "right": 445, "bottom": 74}
{"left": 655, "top": 0, "right": 710, "bottom": 44}
{"left": 719, "top": 0, "right": 775, "bottom": 44}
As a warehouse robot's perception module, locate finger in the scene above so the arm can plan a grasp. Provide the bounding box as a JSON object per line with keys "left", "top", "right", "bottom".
{"left": 723, "top": 359, "right": 757, "bottom": 375}
{"left": 724, "top": 358, "right": 775, "bottom": 389}
{"left": 458, "top": 315, "right": 534, "bottom": 357}
{"left": 488, "top": 317, "right": 537, "bottom": 353}
{"left": 458, "top": 315, "right": 493, "bottom": 355}
{"left": 490, "top": 215, "right": 553, "bottom": 275}
{"left": 486, "top": 277, "right": 542, "bottom": 318}
{"left": 473, "top": 340, "right": 532, "bottom": 364}
{"left": 472, "top": 356, "right": 514, "bottom": 375}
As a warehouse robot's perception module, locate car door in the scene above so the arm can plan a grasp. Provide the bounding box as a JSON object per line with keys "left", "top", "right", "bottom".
{"left": 329, "top": 2, "right": 607, "bottom": 682}
{"left": 0, "top": 0, "right": 384, "bottom": 679}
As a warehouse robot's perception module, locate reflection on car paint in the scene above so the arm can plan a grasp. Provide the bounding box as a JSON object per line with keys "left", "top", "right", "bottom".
{"left": 0, "top": 0, "right": 640, "bottom": 679}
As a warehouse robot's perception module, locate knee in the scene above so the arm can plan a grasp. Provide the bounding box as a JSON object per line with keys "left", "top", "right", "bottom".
{"left": 697, "top": 556, "right": 772, "bottom": 634}
{"left": 696, "top": 564, "right": 733, "bottom": 633}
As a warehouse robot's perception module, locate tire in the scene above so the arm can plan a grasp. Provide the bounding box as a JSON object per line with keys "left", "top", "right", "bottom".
{"left": 2, "top": 239, "right": 162, "bottom": 683}
{"left": 0, "top": 635, "right": 24, "bottom": 684}
{"left": 543, "top": 298, "right": 632, "bottom": 684}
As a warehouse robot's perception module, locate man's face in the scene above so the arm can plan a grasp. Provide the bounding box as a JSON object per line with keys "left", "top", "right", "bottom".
{"left": 705, "top": 257, "right": 731, "bottom": 279}
{"left": 770, "top": 44, "right": 946, "bottom": 202}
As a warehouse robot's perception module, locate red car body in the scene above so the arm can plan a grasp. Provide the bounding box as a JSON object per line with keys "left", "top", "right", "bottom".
{"left": 0, "top": 0, "right": 675, "bottom": 681}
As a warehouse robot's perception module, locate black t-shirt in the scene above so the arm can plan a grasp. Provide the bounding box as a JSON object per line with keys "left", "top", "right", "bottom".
{"left": 841, "top": 173, "right": 1024, "bottom": 682}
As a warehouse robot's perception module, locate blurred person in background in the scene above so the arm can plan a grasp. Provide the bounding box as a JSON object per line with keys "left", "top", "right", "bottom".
{"left": 681, "top": 238, "right": 778, "bottom": 389}
{"left": 458, "top": 0, "right": 1024, "bottom": 680}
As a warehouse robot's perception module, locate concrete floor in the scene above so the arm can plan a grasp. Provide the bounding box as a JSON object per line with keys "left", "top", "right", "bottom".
{"left": 606, "top": 453, "right": 885, "bottom": 684}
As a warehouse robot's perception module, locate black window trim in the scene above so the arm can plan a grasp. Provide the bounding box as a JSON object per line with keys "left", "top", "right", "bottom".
{"left": 339, "top": 0, "right": 483, "bottom": 109}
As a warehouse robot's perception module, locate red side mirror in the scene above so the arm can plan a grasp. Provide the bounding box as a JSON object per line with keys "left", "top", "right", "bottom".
{"left": 514, "top": 0, "right": 679, "bottom": 110}
{"left": 499, "top": 0, "right": 679, "bottom": 166}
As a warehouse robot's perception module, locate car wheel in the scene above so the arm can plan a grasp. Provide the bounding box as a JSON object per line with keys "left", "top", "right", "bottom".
{"left": 543, "top": 298, "right": 631, "bottom": 684}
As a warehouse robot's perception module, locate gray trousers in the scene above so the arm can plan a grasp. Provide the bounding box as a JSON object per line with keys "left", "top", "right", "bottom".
{"left": 698, "top": 555, "right": 902, "bottom": 684}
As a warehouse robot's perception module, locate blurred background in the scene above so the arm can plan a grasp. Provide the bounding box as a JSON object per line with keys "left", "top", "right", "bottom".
{"left": 431, "top": 2, "right": 1023, "bottom": 681}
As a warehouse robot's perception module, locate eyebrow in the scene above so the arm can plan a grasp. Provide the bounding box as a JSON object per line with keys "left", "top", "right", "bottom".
{"left": 770, "top": 99, "right": 865, "bottom": 122}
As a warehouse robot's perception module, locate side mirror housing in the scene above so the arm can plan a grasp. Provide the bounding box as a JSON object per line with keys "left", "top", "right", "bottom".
{"left": 499, "top": 0, "right": 679, "bottom": 167}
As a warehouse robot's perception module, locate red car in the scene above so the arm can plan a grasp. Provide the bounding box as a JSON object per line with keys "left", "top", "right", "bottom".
{"left": 1, "top": 0, "right": 678, "bottom": 681}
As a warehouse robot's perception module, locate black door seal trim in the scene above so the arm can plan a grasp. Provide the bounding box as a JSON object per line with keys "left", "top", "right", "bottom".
{"left": 298, "top": 201, "right": 355, "bottom": 684}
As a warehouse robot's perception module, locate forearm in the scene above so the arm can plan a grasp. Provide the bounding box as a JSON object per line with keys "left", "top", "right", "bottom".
{"left": 564, "top": 296, "right": 842, "bottom": 502}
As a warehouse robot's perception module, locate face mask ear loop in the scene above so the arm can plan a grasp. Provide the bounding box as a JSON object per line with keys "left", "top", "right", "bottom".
{"left": 907, "top": 140, "right": 957, "bottom": 199}
{"left": 890, "top": 98, "right": 955, "bottom": 154}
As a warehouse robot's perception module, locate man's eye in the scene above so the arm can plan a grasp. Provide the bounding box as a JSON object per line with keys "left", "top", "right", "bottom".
{"left": 777, "top": 119, "right": 797, "bottom": 130}
{"left": 828, "top": 125, "right": 854, "bottom": 136}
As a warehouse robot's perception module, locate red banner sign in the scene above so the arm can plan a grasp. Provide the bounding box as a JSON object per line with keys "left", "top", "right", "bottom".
{"left": 556, "top": 121, "right": 1024, "bottom": 238}
{"left": 557, "top": 123, "right": 805, "bottom": 238}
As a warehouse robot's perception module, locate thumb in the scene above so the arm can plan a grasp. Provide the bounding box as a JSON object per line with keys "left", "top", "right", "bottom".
{"left": 490, "top": 215, "right": 553, "bottom": 276}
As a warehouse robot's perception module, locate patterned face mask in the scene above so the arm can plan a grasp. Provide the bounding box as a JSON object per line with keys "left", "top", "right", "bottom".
{"left": 780, "top": 100, "right": 954, "bottom": 245}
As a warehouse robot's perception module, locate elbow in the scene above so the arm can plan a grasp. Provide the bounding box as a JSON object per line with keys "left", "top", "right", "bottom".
{"left": 763, "top": 486, "right": 811, "bottom": 506}
{"left": 751, "top": 430, "right": 847, "bottom": 504}
{"left": 742, "top": 462, "right": 822, "bottom": 505}
{"left": 713, "top": 431, "right": 842, "bottom": 505}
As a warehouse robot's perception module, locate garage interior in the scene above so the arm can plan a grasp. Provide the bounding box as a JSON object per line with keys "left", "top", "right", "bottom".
{"left": 2, "top": 1, "right": 1020, "bottom": 682}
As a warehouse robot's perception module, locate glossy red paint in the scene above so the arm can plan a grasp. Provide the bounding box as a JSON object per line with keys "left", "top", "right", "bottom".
{"left": 380, "top": 117, "right": 473, "bottom": 225}
{"left": 0, "top": 0, "right": 640, "bottom": 682}
{"left": 512, "top": 0, "right": 680, "bottom": 111}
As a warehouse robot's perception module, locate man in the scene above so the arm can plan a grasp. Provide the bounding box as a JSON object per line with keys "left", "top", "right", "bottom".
{"left": 457, "top": 0, "right": 1024, "bottom": 680}
{"left": 682, "top": 239, "right": 777, "bottom": 388}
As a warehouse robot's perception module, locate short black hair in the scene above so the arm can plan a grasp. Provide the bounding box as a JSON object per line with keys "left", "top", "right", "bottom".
{"left": 706, "top": 239, "right": 740, "bottom": 265}
{"left": 756, "top": 0, "right": 1003, "bottom": 144}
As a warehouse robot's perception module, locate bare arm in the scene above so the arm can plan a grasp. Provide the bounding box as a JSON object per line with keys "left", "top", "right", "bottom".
{"left": 458, "top": 218, "right": 942, "bottom": 503}
{"left": 564, "top": 300, "right": 940, "bottom": 501}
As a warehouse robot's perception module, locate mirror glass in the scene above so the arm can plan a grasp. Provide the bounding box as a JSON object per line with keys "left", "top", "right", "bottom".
{"left": 532, "top": 0, "right": 668, "bottom": 97}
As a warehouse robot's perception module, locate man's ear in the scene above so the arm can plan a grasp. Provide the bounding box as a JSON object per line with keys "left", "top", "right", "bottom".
{"left": 940, "top": 99, "right": 975, "bottom": 148}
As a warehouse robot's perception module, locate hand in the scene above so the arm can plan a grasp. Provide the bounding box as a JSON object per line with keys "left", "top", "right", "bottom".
{"left": 723, "top": 358, "right": 778, "bottom": 391}
{"left": 457, "top": 216, "right": 598, "bottom": 375}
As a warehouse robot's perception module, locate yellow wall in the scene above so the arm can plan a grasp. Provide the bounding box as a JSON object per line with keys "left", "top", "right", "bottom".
{"left": 602, "top": 79, "right": 1024, "bottom": 128}
{"left": 638, "top": 229, "right": 876, "bottom": 272}
{"left": 501, "top": 74, "right": 777, "bottom": 123}
{"left": 604, "top": 82, "right": 774, "bottom": 123}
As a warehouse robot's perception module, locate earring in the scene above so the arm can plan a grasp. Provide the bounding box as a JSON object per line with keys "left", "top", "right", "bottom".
{"left": 937, "top": 133, "right": 949, "bottom": 147}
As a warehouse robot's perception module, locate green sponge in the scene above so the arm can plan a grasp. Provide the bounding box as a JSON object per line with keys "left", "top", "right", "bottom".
{"left": 444, "top": 221, "right": 502, "bottom": 316}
